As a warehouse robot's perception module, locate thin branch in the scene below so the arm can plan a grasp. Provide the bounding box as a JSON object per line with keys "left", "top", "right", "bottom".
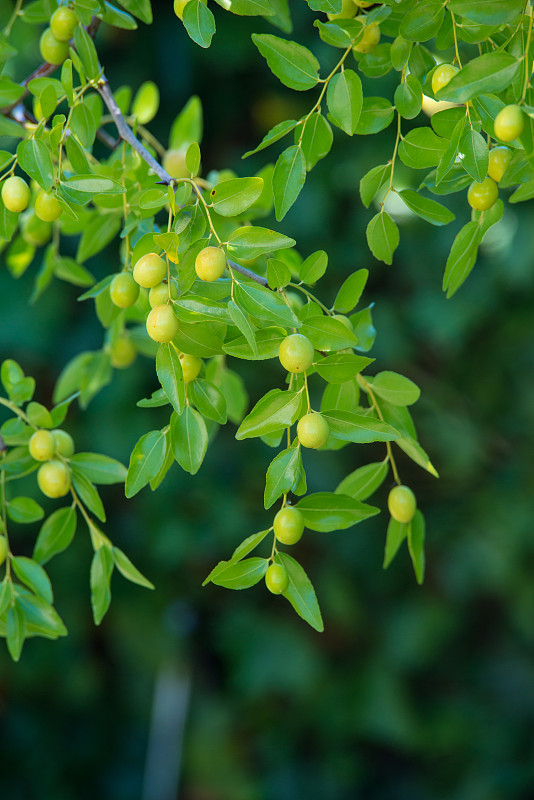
{"left": 228, "top": 259, "right": 268, "bottom": 286}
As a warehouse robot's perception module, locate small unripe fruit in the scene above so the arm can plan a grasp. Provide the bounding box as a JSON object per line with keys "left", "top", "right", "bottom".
{"left": 327, "top": 0, "right": 356, "bottom": 20}
{"left": 265, "top": 563, "right": 289, "bottom": 594}
{"left": 332, "top": 314, "right": 353, "bottom": 331}
{"left": 39, "top": 28, "right": 69, "bottom": 65}
{"left": 488, "top": 147, "right": 512, "bottom": 183}
{"left": 467, "top": 177, "right": 498, "bottom": 211}
{"left": 494, "top": 104, "right": 525, "bottom": 142}
{"left": 388, "top": 485, "right": 417, "bottom": 524}
{"left": 273, "top": 507, "right": 305, "bottom": 546}
{"left": 110, "top": 272, "right": 140, "bottom": 308}
{"left": 162, "top": 149, "right": 190, "bottom": 179}
{"left": 297, "top": 413, "right": 330, "bottom": 449}
{"left": 29, "top": 429, "right": 56, "bottom": 462}
{"left": 2, "top": 176, "right": 31, "bottom": 213}
{"left": 180, "top": 353, "right": 201, "bottom": 383}
{"left": 146, "top": 304, "right": 179, "bottom": 343}
{"left": 50, "top": 6, "right": 78, "bottom": 42}
{"left": 133, "top": 253, "right": 167, "bottom": 288}
{"left": 38, "top": 460, "right": 71, "bottom": 498}
{"left": 0, "top": 535, "right": 7, "bottom": 567}
{"left": 431, "top": 64, "right": 458, "bottom": 95}
{"left": 52, "top": 429, "right": 75, "bottom": 458}
{"left": 149, "top": 281, "right": 177, "bottom": 308}
{"left": 110, "top": 337, "right": 137, "bottom": 369}
{"left": 353, "top": 19, "right": 380, "bottom": 54}
{"left": 21, "top": 213, "right": 52, "bottom": 246}
{"left": 195, "top": 247, "right": 226, "bottom": 282}
{"left": 278, "top": 334, "right": 314, "bottom": 374}
{"left": 35, "top": 190, "right": 62, "bottom": 222}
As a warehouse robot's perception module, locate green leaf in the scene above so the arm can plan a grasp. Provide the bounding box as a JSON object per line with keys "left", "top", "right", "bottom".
{"left": 156, "top": 343, "right": 185, "bottom": 415}
{"left": 236, "top": 389, "right": 302, "bottom": 440}
{"left": 298, "top": 113, "right": 333, "bottom": 170}
{"left": 211, "top": 557, "right": 269, "bottom": 589}
{"left": 359, "top": 164, "right": 391, "bottom": 208}
{"left": 399, "top": 0, "right": 445, "bottom": 41}
{"left": 7, "top": 497, "right": 44, "bottom": 524}
{"left": 16, "top": 591, "right": 67, "bottom": 639}
{"left": 336, "top": 460, "right": 389, "bottom": 501}
{"left": 295, "top": 492, "right": 379, "bottom": 532}
{"left": 71, "top": 468, "right": 106, "bottom": 523}
{"left": 117, "top": 0, "right": 153, "bottom": 23}
{"left": 189, "top": 379, "right": 227, "bottom": 424}
{"left": 243, "top": 119, "right": 298, "bottom": 158}
{"left": 227, "top": 299, "right": 258, "bottom": 355}
{"left": 355, "top": 97, "right": 395, "bottom": 135}
{"left": 408, "top": 510, "right": 425, "bottom": 584}
{"left": 442, "top": 220, "right": 481, "bottom": 297}
{"left": 435, "top": 118, "right": 465, "bottom": 187}
{"left": 90, "top": 545, "right": 114, "bottom": 625}
{"left": 384, "top": 516, "right": 407, "bottom": 568}
{"left": 447, "top": 0, "right": 523, "bottom": 25}
{"left": 73, "top": 25, "right": 100, "bottom": 80}
{"left": 183, "top": 0, "right": 216, "bottom": 48}
{"left": 227, "top": 226, "right": 295, "bottom": 259}
{"left": 398, "top": 128, "right": 448, "bottom": 169}
{"left": 460, "top": 127, "right": 488, "bottom": 183}
{"left": 267, "top": 258, "right": 291, "bottom": 290}
{"left": 0, "top": 77, "right": 24, "bottom": 106}
{"left": 326, "top": 70, "right": 362, "bottom": 135}
{"left": 223, "top": 326, "right": 286, "bottom": 360}
{"left": 12, "top": 557, "right": 53, "bottom": 603}
{"left": 396, "top": 436, "right": 439, "bottom": 478}
{"left": 63, "top": 175, "right": 125, "bottom": 195}
{"left": 276, "top": 552, "right": 323, "bottom": 632}
{"left": 300, "top": 315, "right": 357, "bottom": 350}
{"left": 70, "top": 453, "right": 127, "bottom": 485}
{"left": 17, "top": 138, "right": 54, "bottom": 192}
{"left": 7, "top": 603, "right": 25, "bottom": 661}
{"left": 170, "top": 407, "right": 208, "bottom": 475}
{"left": 264, "top": 444, "right": 302, "bottom": 508}
{"left": 438, "top": 53, "right": 521, "bottom": 103}
{"left": 113, "top": 547, "right": 154, "bottom": 589}
{"left": 70, "top": 102, "right": 96, "bottom": 148}
{"left": 321, "top": 410, "right": 400, "bottom": 443}
{"left": 398, "top": 190, "right": 455, "bottom": 226}
{"left": 235, "top": 282, "right": 298, "bottom": 328}
{"left": 273, "top": 144, "right": 306, "bottom": 220}
{"left": 210, "top": 177, "right": 264, "bottom": 216}
{"left": 367, "top": 371, "right": 420, "bottom": 406}
{"left": 33, "top": 506, "right": 77, "bottom": 565}
{"left": 394, "top": 74, "right": 422, "bottom": 119}
{"left": 213, "top": 0, "right": 275, "bottom": 16}
{"left": 125, "top": 430, "right": 167, "bottom": 497}
{"left": 334, "top": 269, "right": 368, "bottom": 313}
{"left": 299, "top": 250, "right": 327, "bottom": 283}
{"left": 366, "top": 211, "right": 399, "bottom": 265}
{"left": 252, "top": 33, "right": 320, "bottom": 91}
{"left": 314, "top": 353, "right": 373, "bottom": 384}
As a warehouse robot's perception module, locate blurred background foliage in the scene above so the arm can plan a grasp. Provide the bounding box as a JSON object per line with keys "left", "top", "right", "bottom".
{"left": 2, "top": 2, "right": 534, "bottom": 799}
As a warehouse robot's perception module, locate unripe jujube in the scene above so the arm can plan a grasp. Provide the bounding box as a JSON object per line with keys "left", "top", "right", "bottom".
{"left": 278, "top": 334, "right": 314, "bottom": 374}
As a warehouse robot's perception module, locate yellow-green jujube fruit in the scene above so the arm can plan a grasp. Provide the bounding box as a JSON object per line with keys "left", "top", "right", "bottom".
{"left": 431, "top": 64, "right": 458, "bottom": 95}
{"left": 110, "top": 337, "right": 137, "bottom": 369}
{"left": 174, "top": 0, "right": 207, "bottom": 20}
{"left": 488, "top": 147, "right": 512, "bottom": 183}
{"left": 388, "top": 485, "right": 417, "bottom": 524}
{"left": 35, "top": 190, "right": 62, "bottom": 222}
{"left": 50, "top": 6, "right": 78, "bottom": 42}
{"left": 273, "top": 507, "right": 305, "bottom": 546}
{"left": 52, "top": 429, "right": 75, "bottom": 458}
{"left": 39, "top": 28, "right": 69, "bottom": 65}
{"left": 327, "top": 0, "right": 356, "bottom": 20}
{"left": 180, "top": 353, "right": 202, "bottom": 383}
{"left": 278, "top": 334, "right": 314, "bottom": 374}
{"left": 297, "top": 413, "right": 330, "bottom": 449}
{"left": 146, "top": 304, "right": 179, "bottom": 343}
{"left": 467, "top": 177, "right": 498, "bottom": 211}
{"left": 21, "top": 213, "right": 52, "bottom": 246}
{"left": 29, "top": 429, "right": 56, "bottom": 462}
{"left": 148, "top": 281, "right": 177, "bottom": 308}
{"left": 2, "top": 176, "right": 31, "bottom": 213}
{"left": 37, "top": 460, "right": 71, "bottom": 498}
{"left": 162, "top": 149, "right": 190, "bottom": 179}
{"left": 0, "top": 535, "right": 7, "bottom": 567}
{"left": 195, "top": 246, "right": 226, "bottom": 282}
{"left": 493, "top": 104, "right": 525, "bottom": 142}
{"left": 353, "top": 19, "right": 380, "bottom": 54}
{"left": 110, "top": 272, "right": 140, "bottom": 308}
{"left": 265, "top": 563, "right": 289, "bottom": 595}
{"left": 133, "top": 252, "right": 167, "bottom": 288}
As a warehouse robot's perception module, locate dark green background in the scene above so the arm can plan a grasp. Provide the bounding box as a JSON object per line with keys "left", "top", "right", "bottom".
{"left": 1, "top": 3, "right": 534, "bottom": 798}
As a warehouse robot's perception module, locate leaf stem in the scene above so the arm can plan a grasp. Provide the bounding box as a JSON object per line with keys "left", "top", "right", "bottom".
{"left": 357, "top": 375, "right": 401, "bottom": 485}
